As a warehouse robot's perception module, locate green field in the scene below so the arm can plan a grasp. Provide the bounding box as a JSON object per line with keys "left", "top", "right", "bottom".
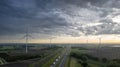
{"left": 0, "top": 46, "right": 62, "bottom": 67}
{"left": 65, "top": 47, "right": 120, "bottom": 67}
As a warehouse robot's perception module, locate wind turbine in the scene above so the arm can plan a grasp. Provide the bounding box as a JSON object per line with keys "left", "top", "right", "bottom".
{"left": 22, "top": 25, "right": 33, "bottom": 53}
{"left": 49, "top": 36, "right": 55, "bottom": 48}
{"left": 86, "top": 35, "right": 89, "bottom": 44}
{"left": 86, "top": 39, "right": 88, "bottom": 44}
{"left": 97, "top": 36, "right": 102, "bottom": 49}
{"left": 95, "top": 36, "right": 102, "bottom": 55}
{"left": 25, "top": 28, "right": 29, "bottom": 53}
{"left": 49, "top": 38, "right": 52, "bottom": 48}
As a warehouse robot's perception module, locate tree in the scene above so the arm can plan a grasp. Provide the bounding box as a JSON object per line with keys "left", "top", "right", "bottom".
{"left": 106, "top": 62, "right": 120, "bottom": 67}
{"left": 81, "top": 55, "right": 88, "bottom": 61}
{"left": 81, "top": 62, "right": 88, "bottom": 67}
{"left": 78, "top": 60, "right": 82, "bottom": 63}
{"left": 102, "top": 58, "right": 107, "bottom": 63}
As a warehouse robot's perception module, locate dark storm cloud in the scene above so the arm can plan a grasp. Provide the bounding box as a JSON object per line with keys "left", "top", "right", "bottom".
{"left": 0, "top": 0, "right": 120, "bottom": 39}
{"left": 0, "top": 0, "right": 67, "bottom": 35}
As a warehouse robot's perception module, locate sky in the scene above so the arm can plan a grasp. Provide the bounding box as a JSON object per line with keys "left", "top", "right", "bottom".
{"left": 0, "top": 0, "right": 120, "bottom": 43}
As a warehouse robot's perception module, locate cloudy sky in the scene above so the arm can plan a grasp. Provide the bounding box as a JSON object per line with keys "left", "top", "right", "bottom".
{"left": 0, "top": 0, "right": 120, "bottom": 43}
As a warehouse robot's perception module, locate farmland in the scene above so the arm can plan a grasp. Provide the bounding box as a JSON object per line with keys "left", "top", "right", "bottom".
{"left": 65, "top": 47, "right": 120, "bottom": 67}
{"left": 0, "top": 43, "right": 63, "bottom": 67}
{"left": 1, "top": 44, "right": 120, "bottom": 67}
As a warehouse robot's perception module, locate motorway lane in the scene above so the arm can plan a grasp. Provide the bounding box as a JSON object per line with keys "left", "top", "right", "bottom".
{"left": 59, "top": 54, "right": 68, "bottom": 67}
{"left": 50, "top": 48, "right": 66, "bottom": 67}
{"left": 59, "top": 46, "right": 71, "bottom": 67}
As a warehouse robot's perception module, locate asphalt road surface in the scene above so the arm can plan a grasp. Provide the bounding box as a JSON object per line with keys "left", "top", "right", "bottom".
{"left": 59, "top": 46, "right": 71, "bottom": 67}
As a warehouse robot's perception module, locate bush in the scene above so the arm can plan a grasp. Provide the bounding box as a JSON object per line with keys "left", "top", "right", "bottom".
{"left": 81, "top": 55, "right": 88, "bottom": 61}
{"left": 78, "top": 60, "right": 82, "bottom": 63}
{"left": 85, "top": 54, "right": 99, "bottom": 61}
{"left": 70, "top": 52, "right": 88, "bottom": 61}
{"left": 0, "top": 53, "right": 9, "bottom": 59}
{"left": 106, "top": 62, "right": 120, "bottom": 67}
{"left": 6, "top": 55, "right": 41, "bottom": 62}
{"left": 81, "top": 62, "right": 88, "bottom": 67}
{"left": 102, "top": 58, "right": 107, "bottom": 63}
{"left": 70, "top": 52, "right": 80, "bottom": 59}
{"left": 112, "top": 59, "right": 120, "bottom": 63}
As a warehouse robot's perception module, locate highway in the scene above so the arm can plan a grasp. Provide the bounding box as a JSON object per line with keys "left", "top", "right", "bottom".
{"left": 0, "top": 48, "right": 62, "bottom": 67}
{"left": 59, "top": 46, "right": 71, "bottom": 67}
{"left": 50, "top": 46, "right": 71, "bottom": 67}
{"left": 0, "top": 47, "right": 71, "bottom": 67}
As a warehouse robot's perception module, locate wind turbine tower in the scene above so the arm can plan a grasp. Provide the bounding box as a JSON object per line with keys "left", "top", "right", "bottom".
{"left": 49, "top": 38, "right": 52, "bottom": 48}
{"left": 99, "top": 37, "right": 101, "bottom": 47}
{"left": 23, "top": 25, "right": 33, "bottom": 53}
{"left": 25, "top": 28, "right": 29, "bottom": 53}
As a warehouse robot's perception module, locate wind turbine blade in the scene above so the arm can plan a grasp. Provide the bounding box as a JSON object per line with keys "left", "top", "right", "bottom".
{"left": 18, "top": 35, "right": 26, "bottom": 40}
{"left": 28, "top": 35, "right": 34, "bottom": 39}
